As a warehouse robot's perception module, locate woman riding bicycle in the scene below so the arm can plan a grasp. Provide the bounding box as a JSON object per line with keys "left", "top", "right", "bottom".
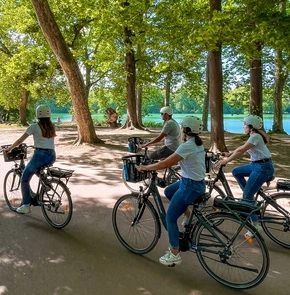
{"left": 216, "top": 115, "right": 274, "bottom": 228}
{"left": 140, "top": 106, "right": 181, "bottom": 160}
{"left": 5, "top": 105, "right": 56, "bottom": 214}
{"left": 137, "top": 116, "right": 205, "bottom": 266}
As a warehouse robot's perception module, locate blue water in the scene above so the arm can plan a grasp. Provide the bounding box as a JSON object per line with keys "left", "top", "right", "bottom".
{"left": 51, "top": 113, "right": 290, "bottom": 134}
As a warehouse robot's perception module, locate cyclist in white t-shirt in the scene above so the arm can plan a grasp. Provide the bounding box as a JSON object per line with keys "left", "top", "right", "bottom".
{"left": 5, "top": 105, "right": 56, "bottom": 214}
{"left": 216, "top": 115, "right": 274, "bottom": 232}
{"left": 137, "top": 116, "right": 205, "bottom": 266}
{"left": 140, "top": 106, "right": 181, "bottom": 160}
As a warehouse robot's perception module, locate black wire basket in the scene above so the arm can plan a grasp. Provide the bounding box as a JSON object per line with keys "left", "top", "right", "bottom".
{"left": 1, "top": 144, "right": 27, "bottom": 162}
{"left": 122, "top": 154, "right": 150, "bottom": 182}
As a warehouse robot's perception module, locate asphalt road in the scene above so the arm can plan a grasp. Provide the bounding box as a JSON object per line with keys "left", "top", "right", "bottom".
{"left": 1, "top": 158, "right": 290, "bottom": 295}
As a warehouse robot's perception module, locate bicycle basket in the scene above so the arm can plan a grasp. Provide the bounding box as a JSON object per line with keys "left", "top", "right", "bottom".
{"left": 1, "top": 144, "right": 27, "bottom": 162}
{"left": 276, "top": 179, "right": 290, "bottom": 191}
{"left": 47, "top": 167, "right": 74, "bottom": 179}
{"left": 127, "top": 137, "right": 144, "bottom": 153}
{"left": 122, "top": 154, "right": 149, "bottom": 182}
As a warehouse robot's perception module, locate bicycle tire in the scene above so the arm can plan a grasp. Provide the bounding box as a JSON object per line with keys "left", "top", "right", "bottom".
{"left": 195, "top": 213, "right": 269, "bottom": 289}
{"left": 3, "top": 169, "right": 22, "bottom": 211}
{"left": 261, "top": 192, "right": 290, "bottom": 249}
{"left": 165, "top": 166, "right": 181, "bottom": 185}
{"left": 121, "top": 169, "right": 150, "bottom": 193}
{"left": 112, "top": 194, "right": 161, "bottom": 254}
{"left": 40, "top": 179, "right": 73, "bottom": 229}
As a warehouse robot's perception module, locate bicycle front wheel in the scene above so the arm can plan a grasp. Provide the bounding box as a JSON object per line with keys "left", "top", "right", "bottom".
{"left": 3, "top": 169, "right": 22, "bottom": 211}
{"left": 195, "top": 213, "right": 269, "bottom": 289}
{"left": 112, "top": 194, "right": 161, "bottom": 254}
{"left": 261, "top": 192, "right": 290, "bottom": 248}
{"left": 40, "top": 179, "right": 73, "bottom": 229}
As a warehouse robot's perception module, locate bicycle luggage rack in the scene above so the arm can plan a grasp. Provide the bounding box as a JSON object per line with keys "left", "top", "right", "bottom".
{"left": 276, "top": 179, "right": 290, "bottom": 191}
{"left": 1, "top": 144, "right": 27, "bottom": 162}
{"left": 122, "top": 154, "right": 149, "bottom": 182}
{"left": 47, "top": 167, "right": 74, "bottom": 179}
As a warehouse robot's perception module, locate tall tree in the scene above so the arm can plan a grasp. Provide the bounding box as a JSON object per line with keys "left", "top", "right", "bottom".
{"left": 208, "top": 0, "right": 227, "bottom": 152}
{"left": 30, "top": 0, "right": 103, "bottom": 144}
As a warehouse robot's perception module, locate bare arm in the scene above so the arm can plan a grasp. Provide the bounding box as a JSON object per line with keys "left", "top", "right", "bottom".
{"left": 217, "top": 142, "right": 255, "bottom": 166}
{"left": 141, "top": 133, "right": 166, "bottom": 148}
{"left": 5, "top": 133, "right": 29, "bottom": 153}
{"left": 137, "top": 153, "right": 182, "bottom": 171}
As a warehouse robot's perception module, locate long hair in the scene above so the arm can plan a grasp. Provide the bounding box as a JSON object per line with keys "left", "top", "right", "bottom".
{"left": 38, "top": 118, "right": 56, "bottom": 138}
{"left": 249, "top": 125, "right": 268, "bottom": 144}
{"left": 192, "top": 134, "right": 203, "bottom": 146}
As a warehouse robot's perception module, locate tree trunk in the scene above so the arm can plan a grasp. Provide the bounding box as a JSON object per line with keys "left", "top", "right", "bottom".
{"left": 165, "top": 72, "right": 172, "bottom": 106}
{"left": 209, "top": 0, "right": 227, "bottom": 152}
{"left": 202, "top": 56, "right": 210, "bottom": 132}
{"left": 19, "top": 88, "right": 30, "bottom": 126}
{"left": 123, "top": 26, "right": 142, "bottom": 129}
{"left": 30, "top": 0, "right": 103, "bottom": 145}
{"left": 272, "top": 1, "right": 287, "bottom": 134}
{"left": 250, "top": 46, "right": 263, "bottom": 117}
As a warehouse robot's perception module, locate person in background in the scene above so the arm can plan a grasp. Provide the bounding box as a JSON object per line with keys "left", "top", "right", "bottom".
{"left": 5, "top": 105, "right": 56, "bottom": 214}
{"left": 140, "top": 106, "right": 181, "bottom": 160}
{"left": 216, "top": 115, "right": 274, "bottom": 237}
{"left": 137, "top": 116, "right": 205, "bottom": 266}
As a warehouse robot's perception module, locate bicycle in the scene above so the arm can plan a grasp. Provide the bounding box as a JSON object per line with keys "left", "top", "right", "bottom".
{"left": 122, "top": 136, "right": 181, "bottom": 192}
{"left": 112, "top": 158, "right": 269, "bottom": 289}
{"left": 205, "top": 151, "right": 290, "bottom": 249}
{"left": 1, "top": 143, "right": 74, "bottom": 229}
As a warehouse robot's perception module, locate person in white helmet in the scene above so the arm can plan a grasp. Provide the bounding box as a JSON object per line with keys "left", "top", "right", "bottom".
{"left": 5, "top": 105, "right": 56, "bottom": 214}
{"left": 140, "top": 106, "right": 181, "bottom": 160}
{"left": 217, "top": 115, "right": 274, "bottom": 235}
{"left": 137, "top": 116, "right": 205, "bottom": 266}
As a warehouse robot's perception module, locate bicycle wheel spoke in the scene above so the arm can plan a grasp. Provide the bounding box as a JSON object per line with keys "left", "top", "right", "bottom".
{"left": 112, "top": 194, "right": 160, "bottom": 254}
{"left": 261, "top": 193, "right": 290, "bottom": 248}
{"left": 40, "top": 179, "right": 73, "bottom": 229}
{"left": 195, "top": 213, "right": 269, "bottom": 289}
{"left": 4, "top": 170, "right": 22, "bottom": 211}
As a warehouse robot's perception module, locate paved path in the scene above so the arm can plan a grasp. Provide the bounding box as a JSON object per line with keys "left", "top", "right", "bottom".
{"left": 0, "top": 155, "right": 290, "bottom": 295}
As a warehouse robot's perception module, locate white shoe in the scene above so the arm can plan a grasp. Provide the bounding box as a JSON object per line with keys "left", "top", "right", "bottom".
{"left": 245, "top": 224, "right": 263, "bottom": 239}
{"left": 16, "top": 204, "right": 31, "bottom": 214}
{"left": 182, "top": 215, "right": 196, "bottom": 226}
{"left": 159, "top": 248, "right": 182, "bottom": 266}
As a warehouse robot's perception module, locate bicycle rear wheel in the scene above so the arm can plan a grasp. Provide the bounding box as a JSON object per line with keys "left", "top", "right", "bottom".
{"left": 112, "top": 194, "right": 161, "bottom": 254}
{"left": 261, "top": 192, "right": 290, "bottom": 248}
{"left": 40, "top": 179, "right": 73, "bottom": 229}
{"left": 3, "top": 169, "right": 22, "bottom": 211}
{"left": 195, "top": 213, "right": 269, "bottom": 289}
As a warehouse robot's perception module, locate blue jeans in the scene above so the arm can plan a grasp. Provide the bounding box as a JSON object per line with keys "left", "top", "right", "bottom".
{"left": 164, "top": 178, "right": 205, "bottom": 250}
{"left": 232, "top": 161, "right": 274, "bottom": 222}
{"left": 21, "top": 149, "right": 56, "bottom": 205}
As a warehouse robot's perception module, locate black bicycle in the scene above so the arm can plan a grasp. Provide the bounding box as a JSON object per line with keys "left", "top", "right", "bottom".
{"left": 122, "top": 137, "right": 181, "bottom": 192}
{"left": 112, "top": 160, "right": 269, "bottom": 289}
{"left": 205, "top": 151, "right": 290, "bottom": 249}
{"left": 1, "top": 143, "right": 74, "bottom": 229}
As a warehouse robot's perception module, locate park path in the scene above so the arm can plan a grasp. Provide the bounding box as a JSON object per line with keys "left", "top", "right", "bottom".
{"left": 0, "top": 127, "right": 289, "bottom": 295}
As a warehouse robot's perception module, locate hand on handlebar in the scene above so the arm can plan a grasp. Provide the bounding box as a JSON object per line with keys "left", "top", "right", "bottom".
{"left": 215, "top": 159, "right": 228, "bottom": 169}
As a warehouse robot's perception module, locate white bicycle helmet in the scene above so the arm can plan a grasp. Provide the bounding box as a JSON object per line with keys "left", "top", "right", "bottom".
{"left": 36, "top": 105, "right": 51, "bottom": 118}
{"left": 243, "top": 115, "right": 263, "bottom": 129}
{"left": 180, "top": 116, "right": 203, "bottom": 134}
{"left": 160, "top": 106, "right": 173, "bottom": 115}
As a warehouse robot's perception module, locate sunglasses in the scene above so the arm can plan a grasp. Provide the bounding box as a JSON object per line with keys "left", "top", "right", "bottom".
{"left": 160, "top": 113, "right": 164, "bottom": 115}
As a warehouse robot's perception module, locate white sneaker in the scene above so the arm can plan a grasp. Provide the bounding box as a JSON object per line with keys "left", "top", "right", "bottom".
{"left": 16, "top": 204, "right": 31, "bottom": 214}
{"left": 245, "top": 224, "right": 263, "bottom": 239}
{"left": 182, "top": 215, "right": 196, "bottom": 226}
{"left": 159, "top": 248, "right": 182, "bottom": 266}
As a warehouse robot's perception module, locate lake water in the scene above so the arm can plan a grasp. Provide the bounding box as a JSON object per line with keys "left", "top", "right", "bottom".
{"left": 51, "top": 113, "right": 290, "bottom": 134}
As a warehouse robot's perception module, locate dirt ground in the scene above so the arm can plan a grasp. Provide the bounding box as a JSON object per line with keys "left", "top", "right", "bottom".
{"left": 0, "top": 125, "right": 290, "bottom": 295}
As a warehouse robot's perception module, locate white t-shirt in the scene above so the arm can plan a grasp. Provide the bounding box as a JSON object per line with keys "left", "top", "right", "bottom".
{"left": 26, "top": 123, "right": 55, "bottom": 149}
{"left": 175, "top": 138, "right": 205, "bottom": 181}
{"left": 161, "top": 118, "right": 181, "bottom": 151}
{"left": 246, "top": 133, "right": 271, "bottom": 161}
